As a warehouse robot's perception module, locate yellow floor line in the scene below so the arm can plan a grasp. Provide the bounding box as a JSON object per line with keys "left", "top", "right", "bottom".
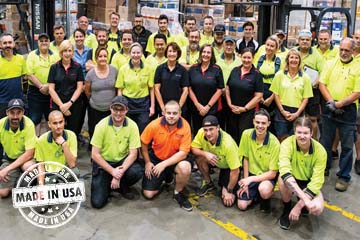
{"left": 189, "top": 193, "right": 257, "bottom": 240}
{"left": 201, "top": 211, "right": 258, "bottom": 240}
{"left": 324, "top": 202, "right": 360, "bottom": 223}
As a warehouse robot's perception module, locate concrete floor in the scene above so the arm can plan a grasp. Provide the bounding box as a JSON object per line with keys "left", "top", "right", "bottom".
{"left": 1, "top": 143, "right": 359, "bottom": 240}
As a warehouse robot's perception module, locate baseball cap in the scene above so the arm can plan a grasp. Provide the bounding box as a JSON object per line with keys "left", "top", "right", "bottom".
{"left": 38, "top": 33, "right": 50, "bottom": 40}
{"left": 224, "top": 36, "right": 235, "bottom": 43}
{"left": 7, "top": 98, "right": 25, "bottom": 111}
{"left": 298, "top": 29, "right": 312, "bottom": 38}
{"left": 214, "top": 24, "right": 225, "bottom": 33}
{"left": 110, "top": 96, "right": 128, "bottom": 108}
{"left": 202, "top": 115, "right": 219, "bottom": 127}
{"left": 274, "top": 29, "right": 285, "bottom": 37}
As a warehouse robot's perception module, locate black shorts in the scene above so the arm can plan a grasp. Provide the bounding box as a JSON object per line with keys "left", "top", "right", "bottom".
{"left": 305, "top": 88, "right": 320, "bottom": 117}
{"left": 238, "top": 173, "right": 278, "bottom": 200}
{"left": 142, "top": 151, "right": 193, "bottom": 191}
{"left": 218, "top": 168, "right": 241, "bottom": 194}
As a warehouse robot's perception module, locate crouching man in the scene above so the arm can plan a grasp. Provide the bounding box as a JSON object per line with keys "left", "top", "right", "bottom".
{"left": 191, "top": 115, "right": 240, "bottom": 207}
{"left": 279, "top": 117, "right": 326, "bottom": 230}
{"left": 0, "top": 99, "right": 36, "bottom": 197}
{"left": 237, "top": 109, "right": 280, "bottom": 212}
{"left": 90, "top": 96, "right": 143, "bottom": 209}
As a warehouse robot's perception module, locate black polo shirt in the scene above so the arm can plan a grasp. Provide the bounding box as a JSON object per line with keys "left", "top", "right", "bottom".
{"left": 48, "top": 59, "right": 84, "bottom": 102}
{"left": 154, "top": 62, "right": 189, "bottom": 104}
{"left": 132, "top": 26, "right": 152, "bottom": 55}
{"left": 188, "top": 64, "right": 224, "bottom": 113}
{"left": 227, "top": 65, "right": 263, "bottom": 106}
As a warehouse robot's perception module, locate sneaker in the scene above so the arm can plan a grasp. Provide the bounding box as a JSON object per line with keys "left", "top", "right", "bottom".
{"left": 279, "top": 212, "right": 290, "bottom": 230}
{"left": 259, "top": 198, "right": 271, "bottom": 213}
{"left": 120, "top": 187, "right": 135, "bottom": 200}
{"left": 173, "top": 192, "right": 193, "bottom": 211}
{"left": 335, "top": 178, "right": 349, "bottom": 192}
{"left": 354, "top": 160, "right": 360, "bottom": 175}
{"left": 198, "top": 181, "right": 216, "bottom": 197}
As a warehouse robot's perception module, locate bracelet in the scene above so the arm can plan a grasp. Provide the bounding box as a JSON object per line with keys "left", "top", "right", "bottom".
{"left": 61, "top": 141, "right": 66, "bottom": 146}
{"left": 227, "top": 187, "right": 233, "bottom": 193}
{"left": 70, "top": 99, "right": 74, "bottom": 104}
{"left": 244, "top": 107, "right": 249, "bottom": 112}
{"left": 207, "top": 104, "right": 212, "bottom": 108}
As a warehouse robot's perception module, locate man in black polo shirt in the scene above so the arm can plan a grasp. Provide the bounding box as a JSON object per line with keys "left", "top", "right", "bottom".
{"left": 236, "top": 21, "right": 259, "bottom": 54}
{"left": 132, "top": 14, "right": 152, "bottom": 57}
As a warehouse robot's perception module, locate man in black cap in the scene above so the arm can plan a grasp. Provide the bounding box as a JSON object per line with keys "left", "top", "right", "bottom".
{"left": 90, "top": 96, "right": 143, "bottom": 209}
{"left": 191, "top": 115, "right": 240, "bottom": 207}
{"left": 26, "top": 33, "right": 60, "bottom": 136}
{"left": 0, "top": 98, "right": 36, "bottom": 198}
{"left": 213, "top": 24, "right": 225, "bottom": 59}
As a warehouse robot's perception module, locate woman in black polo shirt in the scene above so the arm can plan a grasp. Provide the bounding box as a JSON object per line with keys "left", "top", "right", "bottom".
{"left": 188, "top": 44, "right": 224, "bottom": 134}
{"left": 48, "top": 40, "right": 84, "bottom": 136}
{"left": 226, "top": 47, "right": 263, "bottom": 144}
{"left": 154, "top": 42, "right": 189, "bottom": 116}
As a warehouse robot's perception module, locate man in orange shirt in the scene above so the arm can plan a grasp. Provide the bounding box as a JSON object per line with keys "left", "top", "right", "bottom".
{"left": 141, "top": 100, "right": 193, "bottom": 211}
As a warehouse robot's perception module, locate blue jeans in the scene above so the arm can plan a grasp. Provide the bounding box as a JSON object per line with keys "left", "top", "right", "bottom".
{"left": 320, "top": 116, "right": 356, "bottom": 181}
{"left": 91, "top": 160, "right": 143, "bottom": 209}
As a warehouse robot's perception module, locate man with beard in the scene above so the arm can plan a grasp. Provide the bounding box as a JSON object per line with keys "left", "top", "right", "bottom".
{"left": 35, "top": 110, "right": 79, "bottom": 179}
{"left": 108, "top": 12, "right": 122, "bottom": 53}
{"left": 177, "top": 16, "right": 197, "bottom": 48}
{"left": 191, "top": 115, "right": 240, "bottom": 208}
{"left": 146, "top": 14, "right": 175, "bottom": 55}
{"left": 70, "top": 16, "right": 97, "bottom": 50}
{"left": 319, "top": 37, "right": 360, "bottom": 192}
{"left": 90, "top": 96, "right": 143, "bottom": 209}
{"left": 86, "top": 28, "right": 116, "bottom": 71}
{"left": 0, "top": 99, "right": 36, "bottom": 198}
{"left": 179, "top": 28, "right": 201, "bottom": 70}
{"left": 141, "top": 100, "right": 193, "bottom": 211}
{"left": 211, "top": 24, "right": 225, "bottom": 60}
{"left": 132, "top": 14, "right": 152, "bottom": 57}
{"left": 237, "top": 109, "right": 280, "bottom": 212}
{"left": 0, "top": 33, "right": 27, "bottom": 118}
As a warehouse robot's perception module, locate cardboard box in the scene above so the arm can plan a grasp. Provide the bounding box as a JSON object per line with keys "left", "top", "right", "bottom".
{"left": 87, "top": 0, "right": 117, "bottom": 8}
{"left": 117, "top": 6, "right": 128, "bottom": 21}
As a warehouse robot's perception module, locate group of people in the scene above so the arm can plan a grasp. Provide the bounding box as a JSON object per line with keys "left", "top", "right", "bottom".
{"left": 0, "top": 11, "right": 360, "bottom": 231}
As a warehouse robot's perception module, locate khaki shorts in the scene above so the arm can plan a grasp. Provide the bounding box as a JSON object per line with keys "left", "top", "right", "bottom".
{"left": 0, "top": 160, "right": 22, "bottom": 189}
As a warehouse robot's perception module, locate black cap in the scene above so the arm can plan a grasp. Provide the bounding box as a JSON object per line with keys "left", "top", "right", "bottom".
{"left": 7, "top": 98, "right": 25, "bottom": 111}
{"left": 202, "top": 115, "right": 219, "bottom": 127}
{"left": 38, "top": 33, "right": 50, "bottom": 40}
{"left": 214, "top": 24, "right": 225, "bottom": 33}
{"left": 111, "top": 96, "right": 128, "bottom": 108}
